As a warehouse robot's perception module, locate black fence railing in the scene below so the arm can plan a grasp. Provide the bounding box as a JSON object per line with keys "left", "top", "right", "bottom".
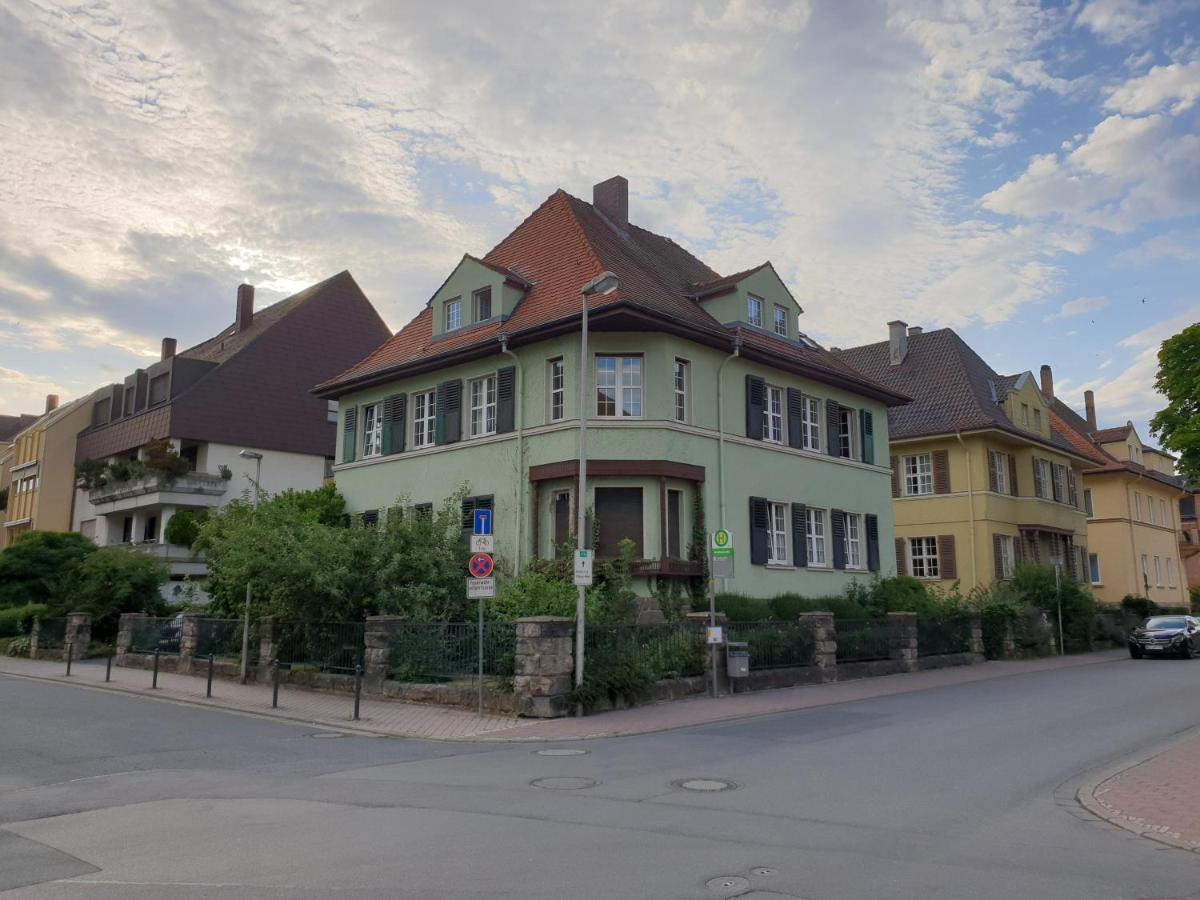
{"left": 725, "top": 621, "right": 815, "bottom": 669}
{"left": 917, "top": 617, "right": 972, "bottom": 657}
{"left": 836, "top": 619, "right": 891, "bottom": 663}
{"left": 386, "top": 622, "right": 517, "bottom": 683}
{"left": 585, "top": 624, "right": 706, "bottom": 681}
{"left": 36, "top": 618, "right": 67, "bottom": 650}
{"left": 196, "top": 618, "right": 252, "bottom": 660}
{"left": 274, "top": 621, "right": 365, "bottom": 673}
{"left": 129, "top": 616, "right": 181, "bottom": 654}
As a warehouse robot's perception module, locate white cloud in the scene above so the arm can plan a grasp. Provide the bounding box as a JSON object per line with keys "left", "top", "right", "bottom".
{"left": 1118, "top": 228, "right": 1200, "bottom": 264}
{"left": 1076, "top": 0, "right": 1175, "bottom": 43}
{"left": 1106, "top": 59, "right": 1200, "bottom": 114}
{"left": 1044, "top": 296, "right": 1110, "bottom": 321}
{"left": 0, "top": 366, "right": 69, "bottom": 416}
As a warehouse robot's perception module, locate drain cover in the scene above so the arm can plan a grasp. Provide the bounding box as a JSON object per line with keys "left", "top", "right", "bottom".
{"left": 706, "top": 875, "right": 750, "bottom": 894}
{"left": 530, "top": 776, "right": 597, "bottom": 790}
{"left": 534, "top": 748, "right": 589, "bottom": 756}
{"left": 675, "top": 778, "right": 739, "bottom": 792}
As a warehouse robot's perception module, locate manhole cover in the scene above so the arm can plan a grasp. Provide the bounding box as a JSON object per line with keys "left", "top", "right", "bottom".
{"left": 534, "top": 748, "right": 589, "bottom": 756}
{"left": 308, "top": 732, "right": 346, "bottom": 739}
{"left": 675, "top": 778, "right": 739, "bottom": 792}
{"left": 706, "top": 875, "right": 750, "bottom": 894}
{"left": 530, "top": 776, "right": 597, "bottom": 790}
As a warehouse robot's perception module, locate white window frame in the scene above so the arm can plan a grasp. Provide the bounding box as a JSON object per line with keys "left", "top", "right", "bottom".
{"left": 445, "top": 297, "right": 462, "bottom": 331}
{"left": 763, "top": 384, "right": 784, "bottom": 443}
{"left": 1141, "top": 553, "right": 1149, "bottom": 588}
{"left": 1089, "top": 552, "right": 1101, "bottom": 585}
{"left": 1167, "top": 558, "right": 1176, "bottom": 588}
{"left": 547, "top": 358, "right": 565, "bottom": 423}
{"left": 903, "top": 454, "right": 933, "bottom": 496}
{"left": 473, "top": 287, "right": 492, "bottom": 322}
{"left": 1035, "top": 459, "right": 1052, "bottom": 499}
{"left": 766, "top": 500, "right": 789, "bottom": 566}
{"left": 747, "top": 294, "right": 763, "bottom": 328}
{"left": 673, "top": 358, "right": 689, "bottom": 423}
{"left": 1154, "top": 556, "right": 1163, "bottom": 586}
{"left": 1160, "top": 499, "right": 1168, "bottom": 527}
{"left": 1135, "top": 492, "right": 1143, "bottom": 521}
{"left": 362, "top": 402, "right": 384, "bottom": 458}
{"left": 806, "top": 506, "right": 828, "bottom": 568}
{"left": 838, "top": 407, "right": 857, "bottom": 460}
{"left": 1033, "top": 408, "right": 1042, "bottom": 431}
{"left": 909, "top": 536, "right": 940, "bottom": 579}
{"left": 469, "top": 374, "right": 497, "bottom": 438}
{"left": 993, "top": 451, "right": 1009, "bottom": 494}
{"left": 844, "top": 512, "right": 863, "bottom": 570}
{"left": 802, "top": 396, "right": 822, "bottom": 451}
{"left": 595, "top": 355, "right": 643, "bottom": 418}
{"left": 997, "top": 534, "right": 1014, "bottom": 578}
{"left": 1148, "top": 498, "right": 1156, "bottom": 525}
{"left": 1021, "top": 403, "right": 1029, "bottom": 427}
{"left": 412, "top": 389, "right": 436, "bottom": 449}
{"left": 772, "top": 304, "right": 788, "bottom": 337}
{"left": 1052, "top": 464, "right": 1067, "bottom": 504}
{"left": 326, "top": 399, "right": 339, "bottom": 424}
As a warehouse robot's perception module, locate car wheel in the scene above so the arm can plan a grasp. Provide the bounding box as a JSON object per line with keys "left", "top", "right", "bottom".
{"left": 1129, "top": 646, "right": 1143, "bottom": 659}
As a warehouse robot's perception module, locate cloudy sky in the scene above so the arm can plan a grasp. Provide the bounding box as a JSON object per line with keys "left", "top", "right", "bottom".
{"left": 2, "top": 0, "right": 1197, "bottom": 444}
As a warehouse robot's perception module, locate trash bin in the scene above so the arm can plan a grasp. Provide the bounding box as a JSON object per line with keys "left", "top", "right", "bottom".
{"left": 725, "top": 641, "right": 750, "bottom": 679}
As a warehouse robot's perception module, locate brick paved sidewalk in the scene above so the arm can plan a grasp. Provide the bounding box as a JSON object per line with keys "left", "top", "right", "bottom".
{"left": 1083, "top": 728, "right": 1200, "bottom": 853}
{"left": 0, "top": 649, "right": 1121, "bottom": 743}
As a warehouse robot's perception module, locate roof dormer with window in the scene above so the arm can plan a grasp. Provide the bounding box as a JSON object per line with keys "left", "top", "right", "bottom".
{"left": 429, "top": 254, "right": 531, "bottom": 339}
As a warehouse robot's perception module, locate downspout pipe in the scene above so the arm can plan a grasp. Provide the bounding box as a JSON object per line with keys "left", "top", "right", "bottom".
{"left": 499, "top": 335, "right": 524, "bottom": 572}
{"left": 717, "top": 333, "right": 743, "bottom": 549}
{"left": 955, "top": 431, "right": 978, "bottom": 587}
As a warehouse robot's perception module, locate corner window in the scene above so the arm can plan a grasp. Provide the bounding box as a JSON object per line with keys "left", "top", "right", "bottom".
{"left": 767, "top": 500, "right": 789, "bottom": 565}
{"left": 1089, "top": 553, "right": 1101, "bottom": 585}
{"left": 469, "top": 375, "right": 497, "bottom": 437}
{"left": 903, "top": 454, "right": 933, "bottom": 496}
{"left": 747, "top": 294, "right": 763, "bottom": 328}
{"left": 445, "top": 298, "right": 462, "bottom": 331}
{"left": 412, "top": 389, "right": 436, "bottom": 448}
{"left": 762, "top": 385, "right": 784, "bottom": 443}
{"left": 773, "top": 304, "right": 788, "bottom": 337}
{"left": 837, "top": 407, "right": 857, "bottom": 460}
{"left": 362, "top": 402, "right": 384, "bottom": 458}
{"left": 1035, "top": 459, "right": 1052, "bottom": 499}
{"left": 595, "top": 356, "right": 642, "bottom": 418}
{"left": 909, "top": 536, "right": 940, "bottom": 579}
{"left": 802, "top": 397, "right": 822, "bottom": 451}
{"left": 547, "top": 358, "right": 565, "bottom": 422}
{"left": 991, "top": 450, "right": 1010, "bottom": 494}
{"left": 473, "top": 287, "right": 492, "bottom": 322}
{"left": 844, "top": 513, "right": 863, "bottom": 569}
{"left": 673, "top": 359, "right": 689, "bottom": 423}
{"left": 806, "top": 507, "right": 828, "bottom": 567}
{"left": 1052, "top": 464, "right": 1067, "bottom": 504}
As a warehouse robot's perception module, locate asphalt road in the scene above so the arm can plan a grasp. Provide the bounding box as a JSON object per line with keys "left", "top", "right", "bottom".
{"left": 3, "top": 654, "right": 1200, "bottom": 899}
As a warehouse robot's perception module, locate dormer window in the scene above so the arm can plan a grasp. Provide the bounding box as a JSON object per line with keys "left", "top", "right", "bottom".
{"left": 747, "top": 295, "right": 763, "bottom": 328}
{"left": 473, "top": 287, "right": 492, "bottom": 322}
{"left": 773, "top": 305, "right": 788, "bottom": 337}
{"left": 446, "top": 298, "right": 462, "bottom": 331}
{"left": 1033, "top": 408, "right": 1042, "bottom": 431}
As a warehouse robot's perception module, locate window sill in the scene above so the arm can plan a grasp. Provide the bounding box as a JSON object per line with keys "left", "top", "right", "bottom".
{"left": 469, "top": 432, "right": 498, "bottom": 440}
{"left": 806, "top": 564, "right": 833, "bottom": 571}
{"left": 765, "top": 563, "right": 793, "bottom": 569}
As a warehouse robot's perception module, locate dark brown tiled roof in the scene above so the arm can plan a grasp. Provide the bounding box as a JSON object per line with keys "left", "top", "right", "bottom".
{"left": 0, "top": 414, "right": 37, "bottom": 442}
{"left": 318, "top": 189, "right": 899, "bottom": 403}
{"left": 1091, "top": 425, "right": 1133, "bottom": 443}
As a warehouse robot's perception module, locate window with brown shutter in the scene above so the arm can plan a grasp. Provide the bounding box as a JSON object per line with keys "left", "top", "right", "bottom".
{"left": 890, "top": 455, "right": 900, "bottom": 498}
{"left": 993, "top": 533, "right": 1004, "bottom": 580}
{"left": 937, "top": 535, "right": 957, "bottom": 579}
{"left": 895, "top": 537, "right": 907, "bottom": 576}
{"left": 932, "top": 449, "right": 950, "bottom": 493}
{"left": 595, "top": 488, "right": 643, "bottom": 558}
{"left": 1008, "top": 454, "right": 1019, "bottom": 496}
{"left": 987, "top": 450, "right": 999, "bottom": 492}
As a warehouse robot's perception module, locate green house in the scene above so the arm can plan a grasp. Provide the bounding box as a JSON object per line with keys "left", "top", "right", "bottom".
{"left": 316, "top": 176, "right": 908, "bottom": 597}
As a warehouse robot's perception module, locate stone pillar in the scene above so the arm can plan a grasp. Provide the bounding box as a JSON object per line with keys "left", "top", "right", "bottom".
{"left": 967, "top": 615, "right": 984, "bottom": 661}
{"left": 513, "top": 617, "right": 574, "bottom": 718}
{"left": 64, "top": 613, "right": 91, "bottom": 662}
{"left": 1001, "top": 621, "right": 1016, "bottom": 659}
{"left": 687, "top": 611, "right": 730, "bottom": 694}
{"left": 29, "top": 618, "right": 40, "bottom": 659}
{"left": 888, "top": 612, "right": 918, "bottom": 673}
{"left": 257, "top": 616, "right": 278, "bottom": 680}
{"left": 177, "top": 614, "right": 202, "bottom": 674}
{"left": 798, "top": 612, "right": 838, "bottom": 683}
{"left": 116, "top": 612, "right": 145, "bottom": 663}
{"left": 364, "top": 616, "right": 405, "bottom": 692}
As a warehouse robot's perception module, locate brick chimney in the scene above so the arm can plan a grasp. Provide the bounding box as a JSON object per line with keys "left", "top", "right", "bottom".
{"left": 907, "top": 326, "right": 922, "bottom": 336}
{"left": 45, "top": 394, "right": 59, "bottom": 413}
{"left": 1084, "top": 390, "right": 1097, "bottom": 432}
{"left": 888, "top": 320, "right": 908, "bottom": 366}
{"left": 593, "top": 176, "right": 629, "bottom": 230}
{"left": 161, "top": 337, "right": 177, "bottom": 360}
{"left": 1040, "top": 364, "right": 1054, "bottom": 399}
{"left": 236, "top": 284, "right": 255, "bottom": 332}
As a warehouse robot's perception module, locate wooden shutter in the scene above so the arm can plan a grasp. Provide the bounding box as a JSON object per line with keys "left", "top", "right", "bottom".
{"left": 895, "top": 537, "right": 907, "bottom": 576}
{"left": 436, "top": 379, "right": 462, "bottom": 445}
{"left": 382, "top": 394, "right": 406, "bottom": 455}
{"left": 1051, "top": 464, "right": 1064, "bottom": 502}
{"left": 1032, "top": 458, "right": 1043, "bottom": 498}
{"left": 460, "top": 496, "right": 477, "bottom": 542}
{"left": 993, "top": 533, "right": 1005, "bottom": 580}
{"left": 826, "top": 400, "right": 841, "bottom": 456}
{"left": 745, "top": 375, "right": 766, "bottom": 439}
{"left": 749, "top": 497, "right": 769, "bottom": 565}
{"left": 987, "top": 450, "right": 999, "bottom": 492}
{"left": 831, "top": 509, "right": 846, "bottom": 570}
{"left": 890, "top": 455, "right": 900, "bottom": 498}
{"left": 341, "top": 406, "right": 357, "bottom": 464}
{"left": 786, "top": 388, "right": 804, "bottom": 449}
{"left": 865, "top": 514, "right": 880, "bottom": 572}
{"left": 937, "top": 535, "right": 957, "bottom": 580}
{"left": 791, "top": 503, "right": 808, "bottom": 568}
{"left": 1014, "top": 534, "right": 1024, "bottom": 565}
{"left": 1008, "top": 454, "right": 1019, "bottom": 496}
{"left": 1067, "top": 468, "right": 1078, "bottom": 507}
{"left": 860, "top": 409, "right": 874, "bottom": 464}
{"left": 932, "top": 449, "right": 950, "bottom": 494}
{"left": 496, "top": 366, "right": 516, "bottom": 434}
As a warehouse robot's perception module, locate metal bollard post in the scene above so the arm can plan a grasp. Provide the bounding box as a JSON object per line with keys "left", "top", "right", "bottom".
{"left": 206, "top": 653, "right": 215, "bottom": 698}
{"left": 65, "top": 641, "right": 73, "bottom": 677}
{"left": 105, "top": 652, "right": 112, "bottom": 682}
{"left": 271, "top": 659, "right": 279, "bottom": 708}
{"left": 152, "top": 649, "right": 160, "bottom": 689}
{"left": 353, "top": 662, "right": 362, "bottom": 721}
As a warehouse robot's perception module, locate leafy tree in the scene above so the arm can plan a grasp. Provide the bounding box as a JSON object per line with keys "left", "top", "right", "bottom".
{"left": 61, "top": 547, "right": 168, "bottom": 639}
{"left": 268, "top": 483, "right": 347, "bottom": 527}
{"left": 163, "top": 510, "right": 207, "bottom": 548}
{"left": 1150, "top": 322, "right": 1200, "bottom": 482}
{"left": 1010, "top": 563, "right": 1096, "bottom": 652}
{"left": 0, "top": 531, "right": 96, "bottom": 609}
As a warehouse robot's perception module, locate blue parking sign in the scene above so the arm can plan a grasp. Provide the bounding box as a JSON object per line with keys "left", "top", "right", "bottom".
{"left": 474, "top": 508, "right": 492, "bottom": 535}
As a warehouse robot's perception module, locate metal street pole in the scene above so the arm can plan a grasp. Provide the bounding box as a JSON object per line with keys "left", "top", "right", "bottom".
{"left": 1055, "top": 563, "right": 1064, "bottom": 656}
{"left": 239, "top": 451, "right": 263, "bottom": 683}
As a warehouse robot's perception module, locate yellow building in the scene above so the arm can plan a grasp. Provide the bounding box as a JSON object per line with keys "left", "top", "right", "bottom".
{"left": 840, "top": 326, "right": 1092, "bottom": 590}
{"left": 1, "top": 394, "right": 95, "bottom": 549}
{"left": 1046, "top": 381, "right": 1188, "bottom": 607}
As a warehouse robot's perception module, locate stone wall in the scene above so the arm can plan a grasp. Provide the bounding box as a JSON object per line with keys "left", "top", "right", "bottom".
{"left": 513, "top": 617, "right": 574, "bottom": 718}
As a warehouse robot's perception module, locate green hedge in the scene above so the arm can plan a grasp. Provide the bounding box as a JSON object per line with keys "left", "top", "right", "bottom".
{"left": 0, "top": 604, "right": 49, "bottom": 638}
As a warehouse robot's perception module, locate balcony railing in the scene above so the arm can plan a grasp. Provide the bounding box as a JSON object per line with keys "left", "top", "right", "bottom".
{"left": 88, "top": 471, "right": 229, "bottom": 505}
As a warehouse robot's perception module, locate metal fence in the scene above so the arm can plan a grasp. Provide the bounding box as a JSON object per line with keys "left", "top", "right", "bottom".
{"left": 196, "top": 618, "right": 252, "bottom": 660}
{"left": 274, "top": 621, "right": 365, "bottom": 673}
{"left": 129, "top": 616, "right": 181, "bottom": 654}
{"left": 836, "top": 619, "right": 891, "bottom": 663}
{"left": 36, "top": 618, "right": 67, "bottom": 650}
{"left": 725, "top": 621, "right": 815, "bottom": 670}
{"left": 917, "top": 617, "right": 972, "bottom": 657}
{"left": 386, "top": 622, "right": 517, "bottom": 683}
{"left": 585, "top": 624, "right": 706, "bottom": 681}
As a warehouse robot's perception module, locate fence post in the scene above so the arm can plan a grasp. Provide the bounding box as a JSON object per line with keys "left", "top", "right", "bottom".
{"left": 271, "top": 659, "right": 280, "bottom": 708}
{"left": 177, "top": 614, "right": 202, "bottom": 675}
{"left": 887, "top": 612, "right": 918, "bottom": 673}
{"left": 967, "top": 615, "right": 985, "bottom": 662}
{"left": 206, "top": 653, "right": 215, "bottom": 697}
{"left": 513, "top": 617, "right": 575, "bottom": 718}
{"left": 353, "top": 662, "right": 362, "bottom": 720}
{"left": 116, "top": 612, "right": 144, "bottom": 666}
{"left": 64, "top": 613, "right": 91, "bottom": 663}
{"left": 65, "top": 640, "right": 73, "bottom": 676}
{"left": 29, "top": 618, "right": 40, "bottom": 659}
{"left": 105, "top": 651, "right": 112, "bottom": 682}
{"left": 798, "top": 612, "right": 838, "bottom": 683}
{"left": 686, "top": 612, "right": 729, "bottom": 695}
{"left": 363, "top": 616, "right": 405, "bottom": 694}
{"left": 257, "top": 617, "right": 277, "bottom": 683}
{"left": 151, "top": 649, "right": 161, "bottom": 688}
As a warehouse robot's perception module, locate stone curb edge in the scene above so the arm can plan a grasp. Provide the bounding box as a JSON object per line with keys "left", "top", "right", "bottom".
{"left": 1076, "top": 723, "right": 1200, "bottom": 855}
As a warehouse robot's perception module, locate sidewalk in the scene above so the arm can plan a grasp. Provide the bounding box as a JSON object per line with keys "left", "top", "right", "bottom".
{"left": 0, "top": 650, "right": 1122, "bottom": 743}
{"left": 1081, "top": 727, "right": 1200, "bottom": 853}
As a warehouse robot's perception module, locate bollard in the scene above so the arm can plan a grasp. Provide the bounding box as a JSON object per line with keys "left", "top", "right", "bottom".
{"left": 353, "top": 662, "right": 362, "bottom": 721}
{"left": 65, "top": 641, "right": 73, "bottom": 677}
{"left": 152, "top": 649, "right": 160, "bottom": 689}
{"left": 206, "top": 653, "right": 215, "bottom": 698}
{"left": 105, "top": 651, "right": 112, "bottom": 682}
{"left": 271, "top": 659, "right": 279, "bottom": 708}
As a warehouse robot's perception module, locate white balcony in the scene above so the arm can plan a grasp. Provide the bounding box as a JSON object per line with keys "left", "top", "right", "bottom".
{"left": 118, "top": 541, "right": 208, "bottom": 578}
{"left": 88, "top": 471, "right": 229, "bottom": 513}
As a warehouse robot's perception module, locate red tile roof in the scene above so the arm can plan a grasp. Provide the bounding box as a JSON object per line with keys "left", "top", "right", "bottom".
{"left": 1048, "top": 398, "right": 1184, "bottom": 490}
{"left": 1091, "top": 425, "right": 1133, "bottom": 443}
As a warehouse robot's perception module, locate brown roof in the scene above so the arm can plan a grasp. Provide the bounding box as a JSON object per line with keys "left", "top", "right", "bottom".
{"left": 0, "top": 414, "right": 38, "bottom": 442}
{"left": 317, "top": 189, "right": 902, "bottom": 403}
{"left": 1047, "top": 396, "right": 1184, "bottom": 491}
{"left": 1091, "top": 424, "right": 1133, "bottom": 443}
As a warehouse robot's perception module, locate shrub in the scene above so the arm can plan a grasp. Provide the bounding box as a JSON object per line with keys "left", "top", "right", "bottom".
{"left": 1011, "top": 564, "right": 1096, "bottom": 652}
{"left": 770, "top": 592, "right": 866, "bottom": 620}
{"left": 0, "top": 531, "right": 96, "bottom": 609}
{"left": 163, "top": 510, "right": 207, "bottom": 548}
{"left": 61, "top": 546, "right": 169, "bottom": 640}
{"left": 714, "top": 593, "right": 772, "bottom": 622}
{"left": 488, "top": 570, "right": 578, "bottom": 621}
{"left": 0, "top": 603, "right": 49, "bottom": 637}
{"left": 5, "top": 635, "right": 31, "bottom": 657}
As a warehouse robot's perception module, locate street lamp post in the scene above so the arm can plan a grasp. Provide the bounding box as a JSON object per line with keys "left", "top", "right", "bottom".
{"left": 238, "top": 449, "right": 264, "bottom": 683}
{"left": 574, "top": 272, "right": 619, "bottom": 708}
